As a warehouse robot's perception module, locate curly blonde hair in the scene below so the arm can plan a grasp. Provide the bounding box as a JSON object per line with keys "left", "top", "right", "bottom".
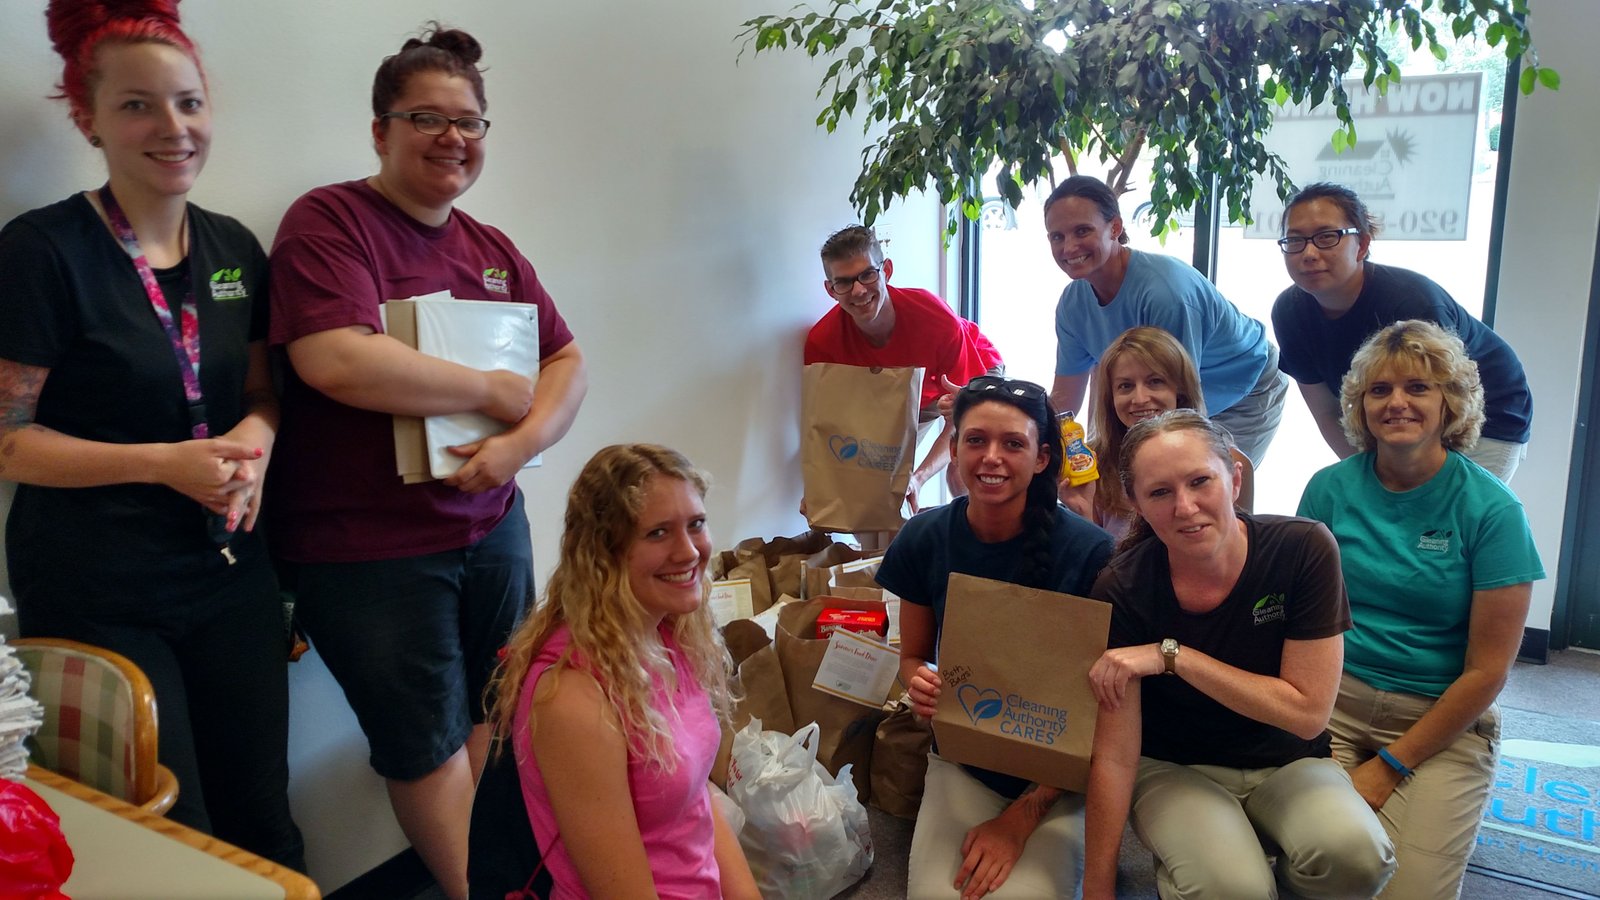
{"left": 486, "top": 444, "right": 734, "bottom": 771}
{"left": 1339, "top": 320, "right": 1485, "bottom": 453}
{"left": 1087, "top": 327, "right": 1205, "bottom": 524}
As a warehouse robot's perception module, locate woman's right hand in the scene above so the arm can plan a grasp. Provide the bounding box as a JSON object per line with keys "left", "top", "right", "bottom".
{"left": 481, "top": 369, "right": 535, "bottom": 423}
{"left": 157, "top": 438, "right": 262, "bottom": 514}
{"left": 1059, "top": 478, "right": 1096, "bottom": 522}
{"left": 908, "top": 663, "right": 943, "bottom": 719}
{"left": 1089, "top": 644, "right": 1163, "bottom": 710}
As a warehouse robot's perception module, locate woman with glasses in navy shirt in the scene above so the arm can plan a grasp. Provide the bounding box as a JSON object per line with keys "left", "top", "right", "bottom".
{"left": 1270, "top": 182, "right": 1531, "bottom": 481}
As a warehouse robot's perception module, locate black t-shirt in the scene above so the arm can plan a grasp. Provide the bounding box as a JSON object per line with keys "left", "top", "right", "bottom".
{"left": 1093, "top": 514, "right": 1351, "bottom": 769}
{"left": 877, "top": 497, "right": 1115, "bottom": 797}
{"left": 1270, "top": 262, "right": 1531, "bottom": 443}
{"left": 0, "top": 193, "right": 270, "bottom": 606}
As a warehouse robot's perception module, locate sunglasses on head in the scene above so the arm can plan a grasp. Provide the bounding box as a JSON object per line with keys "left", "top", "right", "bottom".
{"left": 960, "top": 375, "right": 1048, "bottom": 401}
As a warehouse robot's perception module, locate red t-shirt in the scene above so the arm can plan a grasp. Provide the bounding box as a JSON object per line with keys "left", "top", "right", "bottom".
{"left": 267, "top": 180, "right": 574, "bottom": 563}
{"left": 803, "top": 284, "right": 994, "bottom": 409}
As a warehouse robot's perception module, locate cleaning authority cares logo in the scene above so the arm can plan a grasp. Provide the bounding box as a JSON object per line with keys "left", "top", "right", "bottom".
{"left": 827, "top": 434, "right": 903, "bottom": 472}
{"left": 958, "top": 683, "right": 1067, "bottom": 746}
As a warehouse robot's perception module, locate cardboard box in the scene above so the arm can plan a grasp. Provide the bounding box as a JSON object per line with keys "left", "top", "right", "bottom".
{"left": 931, "top": 573, "right": 1110, "bottom": 792}
{"left": 817, "top": 608, "right": 889, "bottom": 640}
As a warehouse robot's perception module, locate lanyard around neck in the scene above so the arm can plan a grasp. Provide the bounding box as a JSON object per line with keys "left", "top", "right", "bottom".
{"left": 97, "top": 185, "right": 208, "bottom": 439}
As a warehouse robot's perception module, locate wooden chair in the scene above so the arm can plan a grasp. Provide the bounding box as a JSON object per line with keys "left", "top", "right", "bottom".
{"left": 11, "top": 637, "right": 179, "bottom": 816}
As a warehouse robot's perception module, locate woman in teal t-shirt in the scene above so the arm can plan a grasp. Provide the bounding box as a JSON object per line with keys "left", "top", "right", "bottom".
{"left": 1299, "top": 320, "right": 1545, "bottom": 900}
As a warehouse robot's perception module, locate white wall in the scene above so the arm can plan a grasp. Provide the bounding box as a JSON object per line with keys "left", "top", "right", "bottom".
{"left": 1493, "top": 0, "right": 1600, "bottom": 630}
{"left": 0, "top": 0, "right": 940, "bottom": 890}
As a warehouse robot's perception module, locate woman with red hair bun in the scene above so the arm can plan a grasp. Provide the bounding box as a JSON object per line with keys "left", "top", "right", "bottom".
{"left": 0, "top": 0, "right": 303, "bottom": 870}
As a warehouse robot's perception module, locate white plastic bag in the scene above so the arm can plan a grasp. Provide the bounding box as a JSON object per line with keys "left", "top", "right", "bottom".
{"left": 726, "top": 718, "right": 874, "bottom": 900}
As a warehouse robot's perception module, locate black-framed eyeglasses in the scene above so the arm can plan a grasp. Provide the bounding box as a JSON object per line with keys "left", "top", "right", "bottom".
{"left": 381, "top": 111, "right": 491, "bottom": 140}
{"left": 826, "top": 266, "right": 881, "bottom": 294}
{"left": 961, "top": 375, "right": 1048, "bottom": 401}
{"left": 1277, "top": 227, "right": 1360, "bottom": 254}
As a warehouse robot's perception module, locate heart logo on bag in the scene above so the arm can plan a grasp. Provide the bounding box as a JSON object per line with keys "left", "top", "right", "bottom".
{"left": 828, "top": 435, "right": 859, "bottom": 462}
{"left": 957, "top": 684, "right": 1003, "bottom": 726}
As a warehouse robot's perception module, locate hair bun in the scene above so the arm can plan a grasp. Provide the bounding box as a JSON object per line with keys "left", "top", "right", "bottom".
{"left": 47, "top": 0, "right": 183, "bottom": 58}
{"left": 423, "top": 26, "right": 482, "bottom": 66}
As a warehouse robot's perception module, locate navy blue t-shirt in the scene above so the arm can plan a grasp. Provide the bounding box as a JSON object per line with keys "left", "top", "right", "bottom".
{"left": 1271, "top": 262, "right": 1531, "bottom": 443}
{"left": 876, "top": 497, "right": 1114, "bottom": 798}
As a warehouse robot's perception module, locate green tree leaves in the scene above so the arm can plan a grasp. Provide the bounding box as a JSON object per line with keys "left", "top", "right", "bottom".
{"left": 736, "top": 0, "right": 1553, "bottom": 236}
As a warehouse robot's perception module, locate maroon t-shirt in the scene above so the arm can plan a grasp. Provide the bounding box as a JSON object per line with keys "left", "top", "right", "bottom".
{"left": 267, "top": 180, "right": 574, "bottom": 563}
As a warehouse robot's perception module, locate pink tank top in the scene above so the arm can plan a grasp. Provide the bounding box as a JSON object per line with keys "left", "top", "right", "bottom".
{"left": 512, "top": 624, "right": 721, "bottom": 898}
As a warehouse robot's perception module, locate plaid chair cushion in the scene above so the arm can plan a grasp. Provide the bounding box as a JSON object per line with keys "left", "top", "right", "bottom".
{"left": 16, "top": 646, "right": 138, "bottom": 804}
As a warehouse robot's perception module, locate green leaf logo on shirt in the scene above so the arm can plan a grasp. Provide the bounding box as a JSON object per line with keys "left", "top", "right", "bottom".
{"left": 209, "top": 266, "right": 248, "bottom": 301}
{"left": 482, "top": 266, "right": 511, "bottom": 294}
{"left": 1252, "top": 592, "right": 1287, "bottom": 626}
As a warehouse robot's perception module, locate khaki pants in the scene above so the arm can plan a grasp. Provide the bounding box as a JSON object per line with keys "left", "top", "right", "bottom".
{"left": 1462, "top": 436, "right": 1527, "bottom": 483}
{"left": 1131, "top": 755, "right": 1395, "bottom": 899}
{"left": 906, "top": 752, "right": 1084, "bottom": 898}
{"left": 1329, "top": 672, "right": 1500, "bottom": 900}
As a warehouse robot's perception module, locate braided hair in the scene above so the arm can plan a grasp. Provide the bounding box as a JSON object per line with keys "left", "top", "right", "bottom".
{"left": 952, "top": 379, "right": 1064, "bottom": 590}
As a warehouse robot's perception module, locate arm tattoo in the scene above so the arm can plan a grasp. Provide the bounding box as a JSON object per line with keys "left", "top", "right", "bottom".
{"left": 0, "top": 360, "right": 48, "bottom": 477}
{"left": 0, "top": 360, "right": 46, "bottom": 433}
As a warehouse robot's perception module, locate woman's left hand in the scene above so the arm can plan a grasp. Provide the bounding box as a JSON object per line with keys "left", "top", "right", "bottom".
{"left": 1089, "top": 644, "right": 1164, "bottom": 709}
{"left": 954, "top": 812, "right": 1028, "bottom": 899}
{"left": 1350, "top": 755, "right": 1403, "bottom": 812}
{"left": 444, "top": 433, "right": 529, "bottom": 493}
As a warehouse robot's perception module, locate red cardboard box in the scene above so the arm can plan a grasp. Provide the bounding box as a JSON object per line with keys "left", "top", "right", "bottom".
{"left": 817, "top": 608, "right": 889, "bottom": 640}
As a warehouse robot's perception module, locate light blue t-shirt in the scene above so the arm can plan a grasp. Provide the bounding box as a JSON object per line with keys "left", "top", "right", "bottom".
{"left": 1054, "top": 249, "right": 1268, "bottom": 413}
{"left": 1298, "top": 451, "right": 1544, "bottom": 697}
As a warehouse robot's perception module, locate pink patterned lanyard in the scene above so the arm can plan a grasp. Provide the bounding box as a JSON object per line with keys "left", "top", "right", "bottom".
{"left": 97, "top": 184, "right": 208, "bottom": 439}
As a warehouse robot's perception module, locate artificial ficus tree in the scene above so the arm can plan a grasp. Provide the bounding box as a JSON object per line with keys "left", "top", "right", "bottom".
{"left": 737, "top": 0, "right": 1554, "bottom": 237}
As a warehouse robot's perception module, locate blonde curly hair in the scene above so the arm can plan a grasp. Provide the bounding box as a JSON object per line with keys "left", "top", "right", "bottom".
{"left": 486, "top": 444, "right": 734, "bottom": 771}
{"left": 1339, "top": 319, "right": 1485, "bottom": 453}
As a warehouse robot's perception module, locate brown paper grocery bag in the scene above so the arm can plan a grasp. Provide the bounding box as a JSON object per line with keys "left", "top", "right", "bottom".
{"left": 801, "top": 363, "right": 922, "bottom": 533}
{"left": 712, "top": 619, "right": 795, "bottom": 788}
{"left": 931, "top": 573, "right": 1110, "bottom": 793}
{"left": 729, "top": 532, "right": 836, "bottom": 601}
{"left": 803, "top": 545, "right": 883, "bottom": 599}
{"left": 870, "top": 699, "right": 933, "bottom": 819}
{"left": 775, "top": 596, "right": 893, "bottom": 799}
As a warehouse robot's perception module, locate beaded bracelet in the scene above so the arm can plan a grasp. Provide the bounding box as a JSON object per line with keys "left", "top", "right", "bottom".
{"left": 1377, "top": 747, "right": 1415, "bottom": 779}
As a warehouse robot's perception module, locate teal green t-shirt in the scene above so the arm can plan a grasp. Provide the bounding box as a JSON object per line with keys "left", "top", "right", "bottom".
{"left": 1298, "top": 451, "right": 1544, "bottom": 697}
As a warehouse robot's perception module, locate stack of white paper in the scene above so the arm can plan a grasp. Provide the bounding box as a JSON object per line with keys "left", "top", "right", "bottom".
{"left": 382, "top": 293, "right": 542, "bottom": 481}
{"left": 0, "top": 596, "right": 44, "bottom": 781}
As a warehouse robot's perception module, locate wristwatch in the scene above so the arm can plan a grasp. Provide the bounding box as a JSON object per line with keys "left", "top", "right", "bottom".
{"left": 1160, "top": 638, "right": 1180, "bottom": 675}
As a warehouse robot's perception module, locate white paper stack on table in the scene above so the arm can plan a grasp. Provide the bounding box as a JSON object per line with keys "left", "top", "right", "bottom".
{"left": 382, "top": 291, "right": 542, "bottom": 483}
{"left": 0, "top": 596, "right": 45, "bottom": 781}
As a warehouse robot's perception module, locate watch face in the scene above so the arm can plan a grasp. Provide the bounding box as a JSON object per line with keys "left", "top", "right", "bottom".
{"left": 1161, "top": 638, "right": 1178, "bottom": 655}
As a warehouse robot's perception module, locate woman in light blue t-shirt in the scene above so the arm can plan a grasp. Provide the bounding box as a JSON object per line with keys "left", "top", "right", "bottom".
{"left": 1298, "top": 319, "right": 1544, "bottom": 900}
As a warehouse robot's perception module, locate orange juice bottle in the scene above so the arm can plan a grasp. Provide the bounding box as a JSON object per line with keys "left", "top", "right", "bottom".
{"left": 1058, "top": 411, "right": 1099, "bottom": 487}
